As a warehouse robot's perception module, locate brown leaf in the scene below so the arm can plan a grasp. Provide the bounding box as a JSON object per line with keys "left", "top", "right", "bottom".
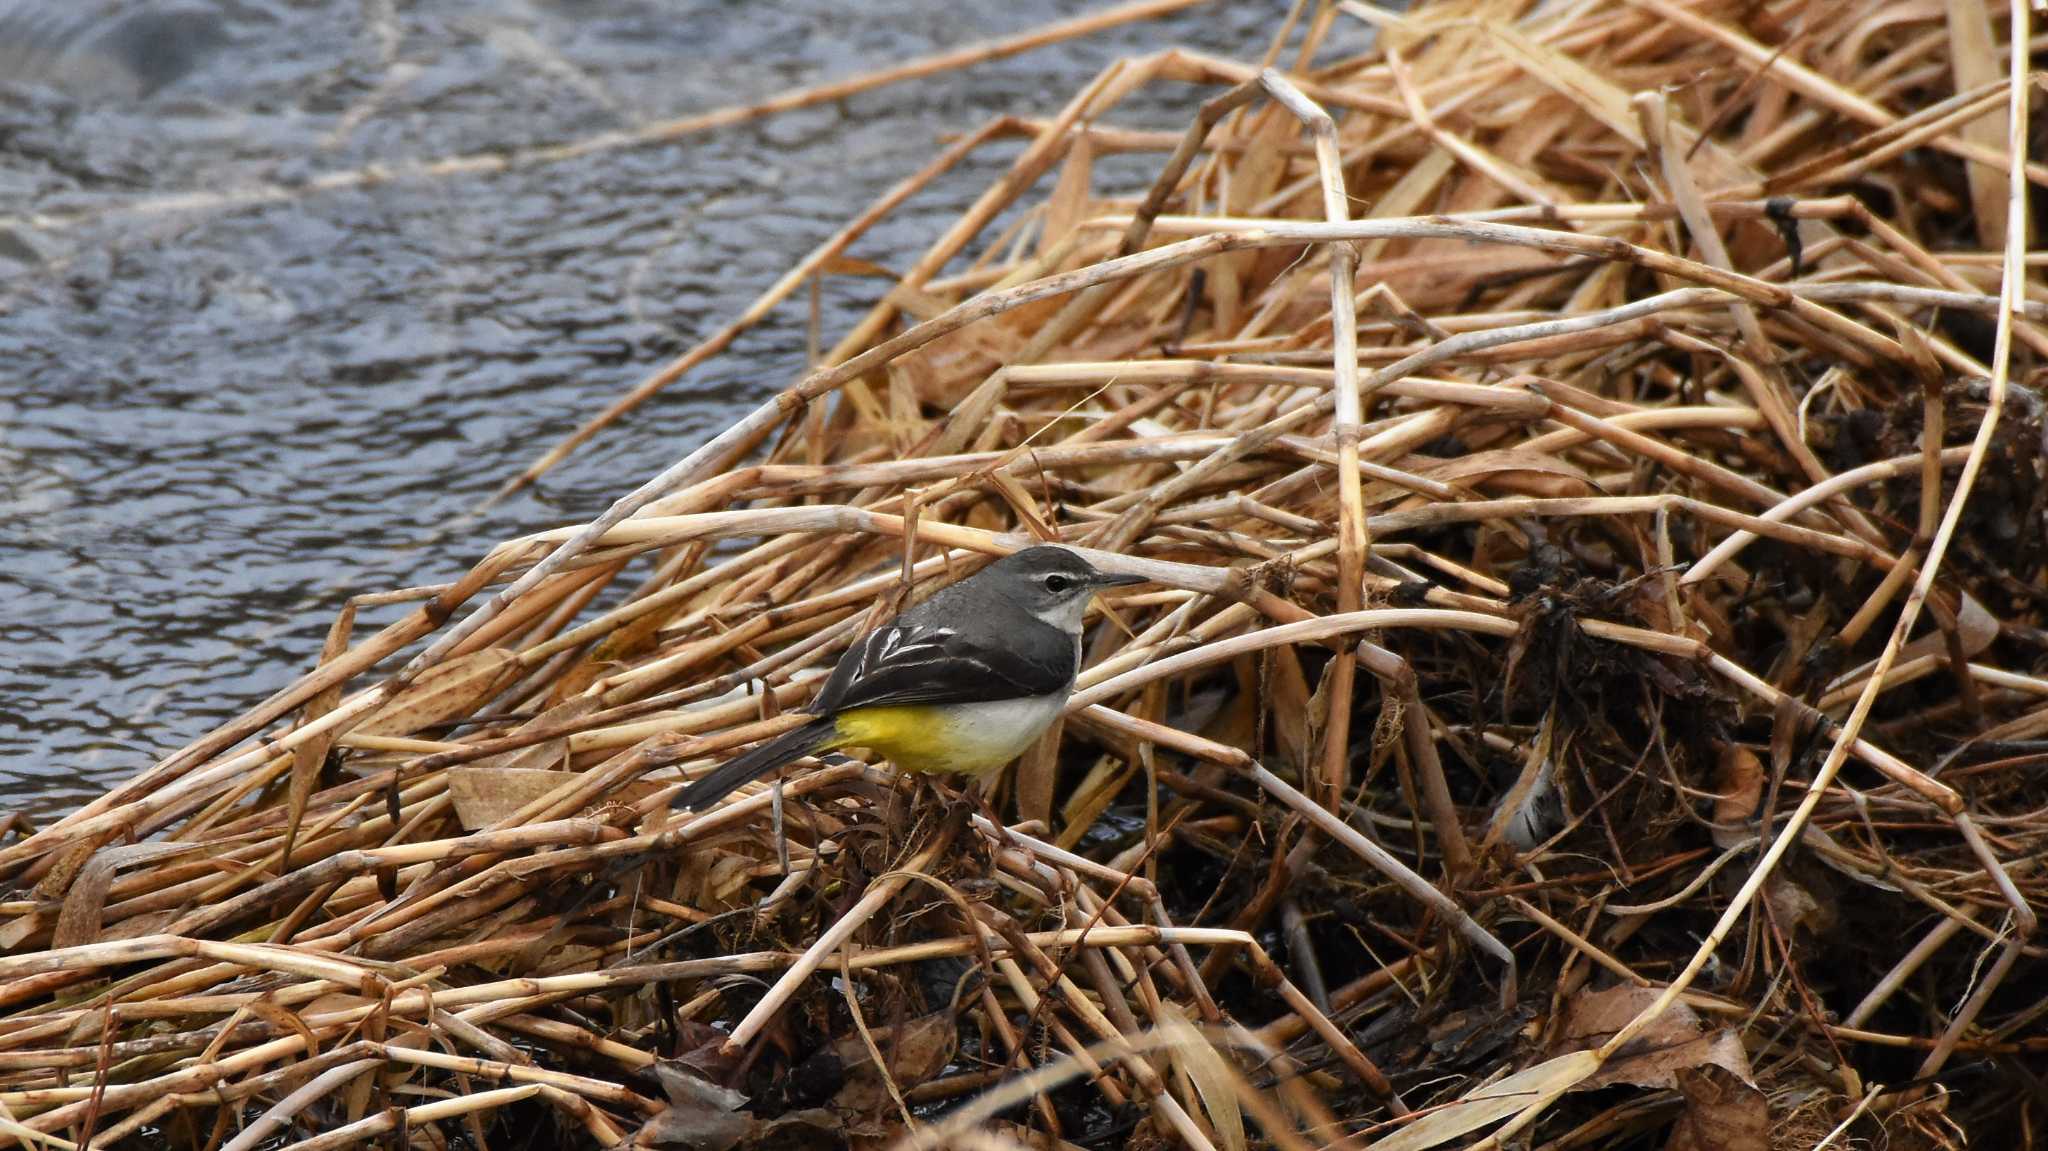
{"left": 1944, "top": 0, "right": 2006, "bottom": 249}
{"left": 702, "top": 852, "right": 762, "bottom": 909}
{"left": 446, "top": 767, "right": 663, "bottom": 831}
{"left": 1206, "top": 110, "right": 1295, "bottom": 332}
{"left": 1765, "top": 871, "right": 1834, "bottom": 937}
{"left": 1884, "top": 586, "right": 1999, "bottom": 674}
{"left": 828, "top": 1010, "right": 957, "bottom": 1122}
{"left": 1955, "top": 590, "right": 1999, "bottom": 659}
{"left": 1481, "top": 22, "right": 1642, "bottom": 147}
{"left": 884, "top": 359, "right": 930, "bottom": 451}
{"left": 448, "top": 767, "right": 572, "bottom": 830}
{"left": 1711, "top": 744, "right": 1763, "bottom": 850}
{"left": 1267, "top": 645, "right": 1315, "bottom": 771}
{"left": 34, "top": 838, "right": 100, "bottom": 900}
{"left": 1055, "top": 751, "right": 1131, "bottom": 852}
{"left": 1558, "top": 985, "right": 1753, "bottom": 1091}
{"left": 535, "top": 944, "right": 605, "bottom": 975}
{"left": 552, "top": 602, "right": 681, "bottom": 707}
{"left": 1664, "top": 1065, "right": 1769, "bottom": 1151}
{"left": 302, "top": 991, "right": 377, "bottom": 1021}
{"left": 1040, "top": 130, "right": 1093, "bottom": 258}
{"left": 51, "top": 854, "right": 117, "bottom": 950}
{"left": 745, "top": 1110, "right": 843, "bottom": 1151}
{"left": 286, "top": 601, "right": 356, "bottom": 864}
{"left": 356, "top": 648, "right": 521, "bottom": 738}
{"left": 1014, "top": 714, "right": 1062, "bottom": 830}
{"left": 632, "top": 1064, "right": 752, "bottom": 1151}
{"left": 474, "top": 695, "right": 606, "bottom": 772}
{"left": 670, "top": 1021, "right": 746, "bottom": 1084}
{"left": 101, "top": 908, "right": 181, "bottom": 941}
{"left": 53, "top": 843, "right": 202, "bottom": 949}
{"left": 1416, "top": 449, "right": 1597, "bottom": 494}
{"left": 243, "top": 996, "right": 321, "bottom": 1060}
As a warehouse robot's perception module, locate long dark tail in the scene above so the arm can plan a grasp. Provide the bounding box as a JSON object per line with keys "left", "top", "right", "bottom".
{"left": 676, "top": 717, "right": 838, "bottom": 812}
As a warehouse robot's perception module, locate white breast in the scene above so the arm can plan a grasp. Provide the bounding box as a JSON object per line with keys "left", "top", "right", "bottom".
{"left": 929, "top": 693, "right": 1069, "bottom": 773}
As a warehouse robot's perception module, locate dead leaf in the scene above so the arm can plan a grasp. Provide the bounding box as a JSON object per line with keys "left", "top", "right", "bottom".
{"left": 1765, "top": 871, "right": 1834, "bottom": 937}
{"left": 470, "top": 694, "right": 606, "bottom": 777}
{"left": 287, "top": 601, "right": 355, "bottom": 863}
{"left": 536, "top": 944, "right": 605, "bottom": 975}
{"left": 357, "top": 648, "right": 521, "bottom": 738}
{"left": 243, "top": 996, "right": 321, "bottom": 1060}
{"left": 1266, "top": 645, "right": 1315, "bottom": 771}
{"left": 1415, "top": 449, "right": 1598, "bottom": 494}
{"left": 1159, "top": 1002, "right": 1246, "bottom": 1151}
{"left": 51, "top": 854, "right": 119, "bottom": 950}
{"left": 1418, "top": 1003, "right": 1530, "bottom": 1075}
{"left": 447, "top": 767, "right": 664, "bottom": 831}
{"left": 33, "top": 838, "right": 100, "bottom": 900}
{"left": 1665, "top": 1065, "right": 1769, "bottom": 1151}
{"left": 1712, "top": 744, "right": 1763, "bottom": 850}
{"left": 1371, "top": 1050, "right": 1600, "bottom": 1151}
{"left": 827, "top": 1010, "right": 956, "bottom": 1122}
{"left": 632, "top": 1063, "right": 752, "bottom": 1151}
{"left": 1208, "top": 109, "right": 1295, "bottom": 332}
{"left": 670, "top": 1021, "right": 746, "bottom": 1085}
{"left": 1054, "top": 751, "right": 1131, "bottom": 852}
{"left": 1040, "top": 131, "right": 1093, "bottom": 257}
{"left": 1015, "top": 714, "right": 1062, "bottom": 831}
{"left": 745, "top": 1110, "right": 843, "bottom": 1151}
{"left": 553, "top": 607, "right": 678, "bottom": 707}
{"left": 448, "top": 767, "right": 573, "bottom": 830}
{"left": 885, "top": 359, "right": 930, "bottom": 451}
{"left": 1481, "top": 22, "right": 1643, "bottom": 147}
{"left": 1944, "top": 0, "right": 2006, "bottom": 249}
{"left": 1558, "top": 985, "right": 1753, "bottom": 1091}
{"left": 302, "top": 991, "right": 377, "bottom": 1022}
{"left": 53, "top": 843, "right": 204, "bottom": 949}
{"left": 701, "top": 852, "right": 762, "bottom": 910}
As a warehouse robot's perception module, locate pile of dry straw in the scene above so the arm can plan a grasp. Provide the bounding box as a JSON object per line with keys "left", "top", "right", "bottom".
{"left": 5, "top": 1, "right": 2047, "bottom": 1148}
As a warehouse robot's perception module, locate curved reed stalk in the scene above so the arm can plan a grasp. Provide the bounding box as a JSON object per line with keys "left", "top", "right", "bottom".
{"left": 6, "top": 2, "right": 2046, "bottom": 1148}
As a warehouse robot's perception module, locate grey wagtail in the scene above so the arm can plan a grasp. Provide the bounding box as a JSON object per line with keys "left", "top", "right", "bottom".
{"left": 676, "top": 546, "right": 1145, "bottom": 811}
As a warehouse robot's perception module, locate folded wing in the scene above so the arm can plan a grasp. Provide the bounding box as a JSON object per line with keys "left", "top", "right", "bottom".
{"left": 811, "top": 620, "right": 1073, "bottom": 712}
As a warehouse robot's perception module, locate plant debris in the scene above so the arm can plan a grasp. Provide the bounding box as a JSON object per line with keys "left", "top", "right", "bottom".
{"left": 3, "top": 1, "right": 2046, "bottom": 1148}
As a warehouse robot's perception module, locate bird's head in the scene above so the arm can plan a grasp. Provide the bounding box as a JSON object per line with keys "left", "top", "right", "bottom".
{"left": 991, "top": 546, "right": 1146, "bottom": 631}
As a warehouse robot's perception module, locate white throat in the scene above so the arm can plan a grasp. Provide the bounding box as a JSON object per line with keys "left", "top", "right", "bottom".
{"left": 1032, "top": 594, "right": 1092, "bottom": 634}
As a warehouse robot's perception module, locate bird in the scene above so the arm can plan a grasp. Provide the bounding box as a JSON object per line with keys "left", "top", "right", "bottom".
{"left": 675, "top": 545, "right": 1145, "bottom": 812}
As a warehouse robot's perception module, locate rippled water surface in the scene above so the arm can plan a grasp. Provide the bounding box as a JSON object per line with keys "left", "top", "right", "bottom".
{"left": 0, "top": 1, "right": 1293, "bottom": 817}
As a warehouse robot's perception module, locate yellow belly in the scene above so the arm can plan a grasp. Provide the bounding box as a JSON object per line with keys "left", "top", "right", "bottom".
{"left": 831, "top": 695, "right": 1065, "bottom": 775}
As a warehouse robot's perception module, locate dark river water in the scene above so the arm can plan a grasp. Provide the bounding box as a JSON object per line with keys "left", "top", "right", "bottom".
{"left": 0, "top": 1, "right": 1292, "bottom": 818}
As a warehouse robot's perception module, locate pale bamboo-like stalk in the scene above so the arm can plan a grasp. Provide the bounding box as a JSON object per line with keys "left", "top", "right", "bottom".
{"left": 9, "top": 3, "right": 2046, "bottom": 1147}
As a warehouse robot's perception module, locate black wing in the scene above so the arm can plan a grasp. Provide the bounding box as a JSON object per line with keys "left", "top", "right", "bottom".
{"left": 810, "top": 619, "right": 1073, "bottom": 713}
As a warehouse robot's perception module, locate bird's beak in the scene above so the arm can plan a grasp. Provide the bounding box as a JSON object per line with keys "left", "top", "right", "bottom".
{"left": 1091, "top": 570, "right": 1148, "bottom": 588}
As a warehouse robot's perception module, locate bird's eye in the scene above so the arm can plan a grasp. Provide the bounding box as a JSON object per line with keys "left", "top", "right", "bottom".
{"left": 1043, "top": 573, "right": 1073, "bottom": 593}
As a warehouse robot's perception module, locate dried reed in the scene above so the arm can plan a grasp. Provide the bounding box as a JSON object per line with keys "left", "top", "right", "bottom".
{"left": 6, "top": 1, "right": 2046, "bottom": 1148}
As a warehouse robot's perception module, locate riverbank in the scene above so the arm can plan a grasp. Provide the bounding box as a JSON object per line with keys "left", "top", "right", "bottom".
{"left": 3, "top": 2, "right": 2043, "bottom": 1148}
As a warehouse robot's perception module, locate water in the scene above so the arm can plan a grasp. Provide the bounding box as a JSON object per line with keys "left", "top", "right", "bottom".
{"left": 0, "top": 0, "right": 1299, "bottom": 818}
